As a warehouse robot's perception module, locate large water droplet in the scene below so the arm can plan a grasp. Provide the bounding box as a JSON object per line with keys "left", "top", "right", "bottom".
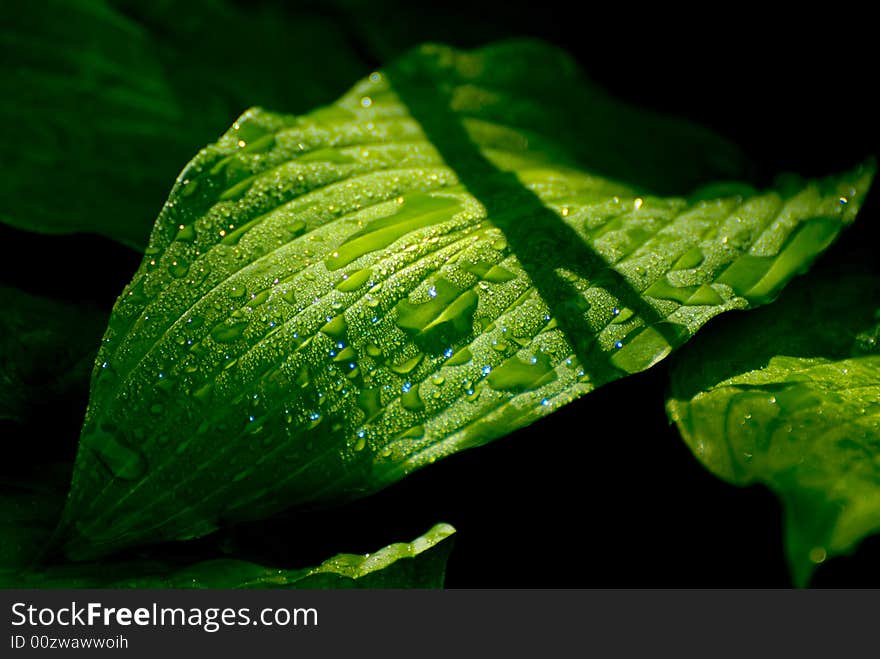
{"left": 86, "top": 430, "right": 147, "bottom": 481}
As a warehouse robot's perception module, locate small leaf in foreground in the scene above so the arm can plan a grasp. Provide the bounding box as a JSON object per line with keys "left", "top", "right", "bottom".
{"left": 0, "top": 468, "right": 454, "bottom": 587}
{"left": 667, "top": 271, "right": 880, "bottom": 585}
{"left": 59, "top": 41, "right": 874, "bottom": 558}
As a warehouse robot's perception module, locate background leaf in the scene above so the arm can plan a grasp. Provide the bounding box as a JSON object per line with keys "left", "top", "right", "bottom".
{"left": 0, "top": 286, "right": 106, "bottom": 425}
{"left": 0, "top": 464, "right": 69, "bottom": 571}
{"left": 667, "top": 269, "right": 880, "bottom": 586}
{"left": 0, "top": 0, "right": 367, "bottom": 249}
{"left": 58, "top": 41, "right": 873, "bottom": 559}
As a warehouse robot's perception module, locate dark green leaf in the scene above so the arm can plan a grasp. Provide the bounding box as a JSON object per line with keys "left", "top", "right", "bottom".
{"left": 0, "top": 464, "right": 70, "bottom": 570}
{"left": 667, "top": 270, "right": 880, "bottom": 585}
{"left": 6, "top": 526, "right": 455, "bottom": 589}
{"left": 0, "top": 286, "right": 106, "bottom": 424}
{"left": 0, "top": 0, "right": 366, "bottom": 249}
{"left": 59, "top": 41, "right": 874, "bottom": 558}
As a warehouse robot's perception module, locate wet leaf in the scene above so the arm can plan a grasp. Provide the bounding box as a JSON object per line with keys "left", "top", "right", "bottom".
{"left": 59, "top": 41, "right": 874, "bottom": 558}
{"left": 668, "top": 270, "right": 880, "bottom": 585}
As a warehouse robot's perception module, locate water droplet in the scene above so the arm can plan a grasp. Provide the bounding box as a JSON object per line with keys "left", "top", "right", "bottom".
{"left": 211, "top": 321, "right": 249, "bottom": 343}
{"left": 321, "top": 314, "right": 348, "bottom": 340}
{"left": 809, "top": 547, "right": 827, "bottom": 564}
{"left": 191, "top": 383, "right": 213, "bottom": 404}
{"left": 491, "top": 237, "right": 508, "bottom": 251}
{"left": 336, "top": 268, "right": 372, "bottom": 292}
{"left": 487, "top": 354, "right": 557, "bottom": 392}
{"left": 395, "top": 276, "right": 478, "bottom": 352}
{"left": 446, "top": 347, "right": 472, "bottom": 366}
{"left": 390, "top": 353, "right": 423, "bottom": 375}
{"left": 401, "top": 382, "right": 425, "bottom": 411}
{"left": 86, "top": 430, "right": 147, "bottom": 481}
{"left": 175, "top": 224, "right": 196, "bottom": 242}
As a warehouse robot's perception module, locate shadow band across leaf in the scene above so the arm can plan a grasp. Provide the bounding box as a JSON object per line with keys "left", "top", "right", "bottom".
{"left": 386, "top": 62, "right": 678, "bottom": 383}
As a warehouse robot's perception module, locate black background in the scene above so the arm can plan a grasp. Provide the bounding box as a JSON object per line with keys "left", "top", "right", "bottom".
{"left": 2, "top": 1, "right": 878, "bottom": 586}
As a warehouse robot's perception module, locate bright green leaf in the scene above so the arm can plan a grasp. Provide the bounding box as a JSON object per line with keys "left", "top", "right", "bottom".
{"left": 58, "top": 41, "right": 874, "bottom": 558}
{"left": 0, "top": 286, "right": 106, "bottom": 424}
{"left": 667, "top": 270, "right": 880, "bottom": 585}
{"left": 1, "top": 0, "right": 366, "bottom": 249}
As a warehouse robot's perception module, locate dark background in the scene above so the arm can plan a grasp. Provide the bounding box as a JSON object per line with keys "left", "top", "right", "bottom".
{"left": 2, "top": 1, "right": 878, "bottom": 586}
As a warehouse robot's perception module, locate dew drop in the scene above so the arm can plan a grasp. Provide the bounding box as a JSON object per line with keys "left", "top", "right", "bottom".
{"left": 211, "top": 321, "right": 249, "bottom": 343}
{"left": 86, "top": 430, "right": 147, "bottom": 481}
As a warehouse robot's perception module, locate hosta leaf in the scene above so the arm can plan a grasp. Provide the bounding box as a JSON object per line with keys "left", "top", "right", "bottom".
{"left": 59, "top": 41, "right": 874, "bottom": 558}
{"left": 667, "top": 270, "right": 880, "bottom": 585}
{"left": 0, "top": 286, "right": 106, "bottom": 424}
{"left": 1, "top": 467, "right": 452, "bottom": 588}
{"left": 7, "top": 508, "right": 452, "bottom": 590}
{"left": 1, "top": 0, "right": 365, "bottom": 249}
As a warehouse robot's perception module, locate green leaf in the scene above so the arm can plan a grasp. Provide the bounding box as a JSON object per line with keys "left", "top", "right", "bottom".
{"left": 667, "top": 270, "right": 880, "bottom": 586}
{"left": 0, "top": 464, "right": 70, "bottom": 570}
{"left": 6, "top": 520, "right": 454, "bottom": 589}
{"left": 0, "top": 286, "right": 106, "bottom": 424}
{"left": 1, "top": 0, "right": 366, "bottom": 249}
{"left": 0, "top": 466, "right": 453, "bottom": 587}
{"left": 58, "top": 41, "right": 874, "bottom": 558}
